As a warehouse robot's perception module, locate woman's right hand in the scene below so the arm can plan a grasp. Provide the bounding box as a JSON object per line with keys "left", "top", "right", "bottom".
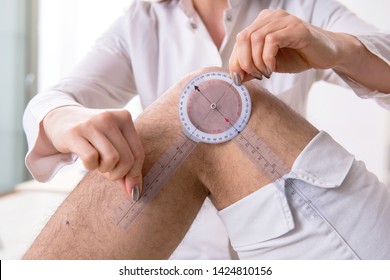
{"left": 43, "top": 106, "right": 145, "bottom": 200}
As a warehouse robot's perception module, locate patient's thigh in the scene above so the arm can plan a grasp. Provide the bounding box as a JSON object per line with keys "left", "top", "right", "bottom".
{"left": 23, "top": 69, "right": 210, "bottom": 260}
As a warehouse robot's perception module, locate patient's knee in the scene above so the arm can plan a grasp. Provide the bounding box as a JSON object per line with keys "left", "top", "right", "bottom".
{"left": 134, "top": 67, "right": 224, "bottom": 180}
{"left": 132, "top": 67, "right": 318, "bottom": 210}
{"left": 244, "top": 81, "right": 318, "bottom": 166}
{"left": 196, "top": 80, "right": 318, "bottom": 209}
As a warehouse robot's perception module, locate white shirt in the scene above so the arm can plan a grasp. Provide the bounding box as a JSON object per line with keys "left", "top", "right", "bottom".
{"left": 23, "top": 0, "right": 390, "bottom": 259}
{"left": 219, "top": 131, "right": 390, "bottom": 259}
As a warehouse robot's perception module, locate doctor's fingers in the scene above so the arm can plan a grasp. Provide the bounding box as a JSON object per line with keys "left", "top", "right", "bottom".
{"left": 72, "top": 110, "right": 144, "bottom": 180}
{"left": 230, "top": 9, "right": 310, "bottom": 80}
{"left": 114, "top": 170, "right": 144, "bottom": 201}
{"left": 229, "top": 22, "right": 280, "bottom": 81}
{"left": 120, "top": 112, "right": 145, "bottom": 197}
{"left": 94, "top": 109, "right": 145, "bottom": 182}
{"left": 228, "top": 11, "right": 271, "bottom": 82}
{"left": 73, "top": 125, "right": 127, "bottom": 178}
{"left": 230, "top": 31, "right": 263, "bottom": 83}
{"left": 99, "top": 127, "right": 138, "bottom": 180}
{"left": 230, "top": 10, "right": 278, "bottom": 78}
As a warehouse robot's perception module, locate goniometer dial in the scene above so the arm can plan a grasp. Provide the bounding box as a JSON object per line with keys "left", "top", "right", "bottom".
{"left": 179, "top": 71, "right": 251, "bottom": 143}
{"left": 113, "top": 71, "right": 253, "bottom": 230}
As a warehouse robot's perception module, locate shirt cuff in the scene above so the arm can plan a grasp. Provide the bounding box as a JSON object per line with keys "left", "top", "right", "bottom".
{"left": 24, "top": 91, "right": 82, "bottom": 182}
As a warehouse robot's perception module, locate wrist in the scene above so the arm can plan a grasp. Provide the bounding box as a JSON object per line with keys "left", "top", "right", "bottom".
{"left": 331, "top": 32, "right": 364, "bottom": 76}
{"left": 43, "top": 105, "right": 85, "bottom": 132}
{"left": 37, "top": 120, "right": 59, "bottom": 156}
{"left": 42, "top": 105, "right": 85, "bottom": 153}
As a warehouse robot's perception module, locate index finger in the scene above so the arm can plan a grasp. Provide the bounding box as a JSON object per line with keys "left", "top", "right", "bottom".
{"left": 119, "top": 111, "right": 145, "bottom": 195}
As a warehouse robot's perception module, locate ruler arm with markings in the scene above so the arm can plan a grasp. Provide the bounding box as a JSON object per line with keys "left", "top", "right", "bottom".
{"left": 112, "top": 71, "right": 322, "bottom": 230}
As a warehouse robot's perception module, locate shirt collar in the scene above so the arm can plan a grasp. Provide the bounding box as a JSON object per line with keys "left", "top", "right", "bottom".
{"left": 178, "top": 0, "right": 244, "bottom": 18}
{"left": 228, "top": 0, "right": 242, "bottom": 9}
{"left": 286, "top": 131, "right": 355, "bottom": 189}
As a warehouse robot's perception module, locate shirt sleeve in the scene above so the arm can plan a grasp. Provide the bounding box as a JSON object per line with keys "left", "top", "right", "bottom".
{"left": 310, "top": 0, "right": 390, "bottom": 110}
{"left": 23, "top": 8, "right": 138, "bottom": 182}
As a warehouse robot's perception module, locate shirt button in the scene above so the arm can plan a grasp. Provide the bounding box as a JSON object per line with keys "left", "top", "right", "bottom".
{"left": 225, "top": 13, "right": 233, "bottom": 22}
{"left": 190, "top": 21, "right": 198, "bottom": 29}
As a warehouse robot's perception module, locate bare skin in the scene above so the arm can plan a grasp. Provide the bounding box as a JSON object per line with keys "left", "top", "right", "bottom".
{"left": 23, "top": 67, "right": 318, "bottom": 259}
{"left": 229, "top": 8, "right": 390, "bottom": 92}
{"left": 38, "top": 0, "right": 389, "bottom": 206}
{"left": 193, "top": 0, "right": 228, "bottom": 49}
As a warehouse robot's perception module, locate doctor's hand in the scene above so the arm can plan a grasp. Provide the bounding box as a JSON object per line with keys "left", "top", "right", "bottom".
{"left": 229, "top": 9, "right": 357, "bottom": 83}
{"left": 43, "top": 106, "right": 145, "bottom": 200}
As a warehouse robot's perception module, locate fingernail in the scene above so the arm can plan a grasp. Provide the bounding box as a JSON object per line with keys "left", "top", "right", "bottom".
{"left": 265, "top": 65, "right": 273, "bottom": 78}
{"left": 251, "top": 72, "right": 263, "bottom": 80}
{"left": 232, "top": 72, "right": 242, "bottom": 86}
{"left": 132, "top": 185, "right": 140, "bottom": 202}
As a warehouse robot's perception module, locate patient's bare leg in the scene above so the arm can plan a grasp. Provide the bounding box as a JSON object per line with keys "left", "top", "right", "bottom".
{"left": 23, "top": 67, "right": 318, "bottom": 259}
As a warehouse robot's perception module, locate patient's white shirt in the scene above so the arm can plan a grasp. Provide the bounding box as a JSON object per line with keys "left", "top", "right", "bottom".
{"left": 23, "top": 0, "right": 390, "bottom": 259}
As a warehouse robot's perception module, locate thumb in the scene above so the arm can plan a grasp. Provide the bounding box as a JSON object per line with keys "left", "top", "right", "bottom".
{"left": 116, "top": 177, "right": 129, "bottom": 197}
{"left": 125, "top": 173, "right": 143, "bottom": 202}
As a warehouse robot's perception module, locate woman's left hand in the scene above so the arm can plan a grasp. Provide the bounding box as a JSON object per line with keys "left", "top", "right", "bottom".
{"left": 229, "top": 9, "right": 350, "bottom": 83}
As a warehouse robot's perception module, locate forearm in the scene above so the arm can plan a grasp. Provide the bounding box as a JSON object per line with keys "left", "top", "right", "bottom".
{"left": 332, "top": 32, "right": 390, "bottom": 93}
{"left": 308, "top": 0, "right": 390, "bottom": 93}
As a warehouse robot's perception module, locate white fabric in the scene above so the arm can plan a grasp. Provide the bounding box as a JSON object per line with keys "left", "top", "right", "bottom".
{"left": 219, "top": 131, "right": 390, "bottom": 259}
{"left": 23, "top": 0, "right": 390, "bottom": 259}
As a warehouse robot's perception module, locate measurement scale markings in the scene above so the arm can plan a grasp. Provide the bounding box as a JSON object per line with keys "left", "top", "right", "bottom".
{"left": 235, "top": 130, "right": 290, "bottom": 181}
{"left": 113, "top": 104, "right": 215, "bottom": 229}
{"left": 224, "top": 117, "right": 324, "bottom": 225}
{"left": 113, "top": 136, "right": 197, "bottom": 229}
{"left": 226, "top": 118, "right": 325, "bottom": 225}
{"left": 208, "top": 89, "right": 289, "bottom": 182}
{"left": 113, "top": 71, "right": 324, "bottom": 231}
{"left": 199, "top": 75, "right": 326, "bottom": 226}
